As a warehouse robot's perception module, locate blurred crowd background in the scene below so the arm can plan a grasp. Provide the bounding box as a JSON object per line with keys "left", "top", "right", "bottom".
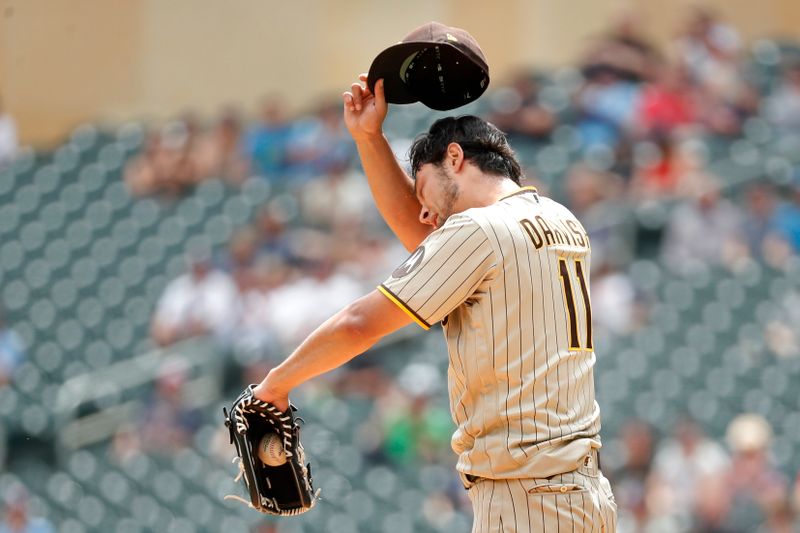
{"left": 2, "top": 4, "right": 800, "bottom": 533}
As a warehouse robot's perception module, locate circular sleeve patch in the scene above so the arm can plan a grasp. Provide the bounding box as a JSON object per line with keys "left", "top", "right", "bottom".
{"left": 392, "top": 246, "right": 425, "bottom": 278}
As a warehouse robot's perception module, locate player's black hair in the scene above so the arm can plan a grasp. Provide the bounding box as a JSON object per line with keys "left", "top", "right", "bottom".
{"left": 408, "top": 115, "right": 523, "bottom": 185}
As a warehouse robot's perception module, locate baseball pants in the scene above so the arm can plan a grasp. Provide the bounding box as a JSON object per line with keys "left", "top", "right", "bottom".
{"left": 464, "top": 450, "right": 617, "bottom": 532}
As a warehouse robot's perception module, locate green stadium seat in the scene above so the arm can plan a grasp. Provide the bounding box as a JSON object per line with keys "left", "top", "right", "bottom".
{"left": 115, "top": 518, "right": 145, "bottom": 533}
{"left": 54, "top": 145, "right": 81, "bottom": 174}
{"left": 152, "top": 470, "right": 184, "bottom": 504}
{"left": 0, "top": 202, "right": 21, "bottom": 240}
{"left": 0, "top": 387, "right": 18, "bottom": 420}
{"left": 30, "top": 298, "right": 56, "bottom": 331}
{"left": 106, "top": 319, "right": 134, "bottom": 351}
{"left": 222, "top": 195, "right": 254, "bottom": 226}
{"left": 20, "top": 221, "right": 46, "bottom": 254}
{"left": 33, "top": 164, "right": 62, "bottom": 196}
{"left": 0, "top": 167, "right": 15, "bottom": 197}
{"left": 61, "top": 359, "right": 90, "bottom": 381}
{"left": 70, "top": 124, "right": 100, "bottom": 153}
{"left": 116, "top": 123, "right": 145, "bottom": 153}
{"left": 68, "top": 450, "right": 98, "bottom": 483}
{"left": 196, "top": 179, "right": 226, "bottom": 209}
{"left": 326, "top": 512, "right": 359, "bottom": 533}
{"left": 382, "top": 511, "right": 415, "bottom": 533}
{"left": 3, "top": 278, "right": 30, "bottom": 311}
{"left": 103, "top": 181, "right": 131, "bottom": 212}
{"left": 85, "top": 339, "right": 113, "bottom": 369}
{"left": 98, "top": 143, "right": 126, "bottom": 171}
{"left": 156, "top": 216, "right": 187, "bottom": 248}
{"left": 61, "top": 518, "right": 89, "bottom": 533}
{"left": 364, "top": 465, "right": 398, "bottom": 502}
{"left": 56, "top": 319, "right": 85, "bottom": 352}
{"left": 14, "top": 184, "right": 42, "bottom": 219}
{"left": 98, "top": 277, "right": 126, "bottom": 309}
{"left": 24, "top": 259, "right": 52, "bottom": 291}
{"left": 0, "top": 239, "right": 24, "bottom": 276}
{"left": 78, "top": 163, "right": 108, "bottom": 195}
{"left": 176, "top": 197, "right": 206, "bottom": 229}
{"left": 202, "top": 214, "right": 234, "bottom": 246}
{"left": 44, "top": 239, "right": 71, "bottom": 275}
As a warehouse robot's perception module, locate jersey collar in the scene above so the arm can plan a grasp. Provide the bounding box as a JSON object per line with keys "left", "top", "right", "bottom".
{"left": 498, "top": 186, "right": 538, "bottom": 201}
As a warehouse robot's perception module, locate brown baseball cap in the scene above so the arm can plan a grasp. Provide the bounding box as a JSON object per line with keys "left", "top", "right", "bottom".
{"left": 367, "top": 22, "right": 490, "bottom": 111}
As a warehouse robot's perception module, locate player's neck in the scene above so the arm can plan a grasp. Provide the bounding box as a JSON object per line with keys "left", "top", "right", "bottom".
{"left": 456, "top": 171, "right": 522, "bottom": 210}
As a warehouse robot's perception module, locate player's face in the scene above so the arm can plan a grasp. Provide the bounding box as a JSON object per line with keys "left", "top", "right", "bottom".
{"left": 415, "top": 162, "right": 461, "bottom": 229}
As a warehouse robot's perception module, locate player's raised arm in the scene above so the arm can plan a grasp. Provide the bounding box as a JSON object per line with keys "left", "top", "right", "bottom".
{"left": 343, "top": 75, "right": 433, "bottom": 251}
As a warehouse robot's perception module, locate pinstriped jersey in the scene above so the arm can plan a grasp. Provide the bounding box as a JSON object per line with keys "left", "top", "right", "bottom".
{"left": 379, "top": 187, "right": 602, "bottom": 479}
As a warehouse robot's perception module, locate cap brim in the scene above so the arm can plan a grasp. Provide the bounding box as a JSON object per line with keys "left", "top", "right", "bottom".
{"left": 367, "top": 42, "right": 432, "bottom": 105}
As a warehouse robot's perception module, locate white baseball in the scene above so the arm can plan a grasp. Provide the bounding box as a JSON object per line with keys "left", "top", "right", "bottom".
{"left": 257, "top": 433, "right": 287, "bottom": 466}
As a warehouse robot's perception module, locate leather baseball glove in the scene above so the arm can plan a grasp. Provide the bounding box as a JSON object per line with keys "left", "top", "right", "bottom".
{"left": 223, "top": 385, "right": 320, "bottom": 516}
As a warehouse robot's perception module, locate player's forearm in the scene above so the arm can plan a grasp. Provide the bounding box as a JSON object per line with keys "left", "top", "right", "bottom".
{"left": 258, "top": 305, "right": 381, "bottom": 396}
{"left": 354, "top": 133, "right": 431, "bottom": 251}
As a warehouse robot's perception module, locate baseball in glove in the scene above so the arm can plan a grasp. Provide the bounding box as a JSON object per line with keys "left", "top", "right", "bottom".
{"left": 223, "top": 385, "right": 320, "bottom": 516}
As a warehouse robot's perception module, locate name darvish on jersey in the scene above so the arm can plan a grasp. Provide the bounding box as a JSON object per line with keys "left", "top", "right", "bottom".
{"left": 379, "top": 188, "right": 602, "bottom": 480}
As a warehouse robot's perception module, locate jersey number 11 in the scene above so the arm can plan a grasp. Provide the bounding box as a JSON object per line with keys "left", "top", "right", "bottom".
{"left": 558, "top": 258, "right": 593, "bottom": 351}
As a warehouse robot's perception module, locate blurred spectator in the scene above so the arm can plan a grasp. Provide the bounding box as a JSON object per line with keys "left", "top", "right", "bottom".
{"left": 740, "top": 182, "right": 800, "bottom": 260}
{"left": 266, "top": 254, "right": 362, "bottom": 347}
{"left": 486, "top": 70, "right": 556, "bottom": 143}
{"left": 564, "top": 164, "right": 635, "bottom": 269}
{"left": 0, "top": 94, "right": 18, "bottom": 168}
{"left": 674, "top": 8, "right": 758, "bottom": 137}
{"left": 793, "top": 472, "right": 800, "bottom": 521}
{"left": 575, "top": 65, "right": 643, "bottom": 149}
{"left": 0, "top": 307, "right": 24, "bottom": 387}
{"left": 675, "top": 8, "right": 742, "bottom": 95}
{"left": 191, "top": 108, "right": 250, "bottom": 184}
{"left": 298, "top": 166, "right": 376, "bottom": 228}
{"left": 245, "top": 95, "right": 292, "bottom": 179}
{"left": 137, "top": 360, "right": 202, "bottom": 455}
{"left": 608, "top": 419, "right": 655, "bottom": 533}
{"left": 714, "top": 414, "right": 790, "bottom": 532}
{"left": 369, "top": 364, "right": 452, "bottom": 465}
{"left": 285, "top": 101, "right": 355, "bottom": 180}
{"left": 692, "top": 474, "right": 741, "bottom": 533}
{"left": 109, "top": 423, "right": 142, "bottom": 467}
{"left": 124, "top": 115, "right": 200, "bottom": 199}
{"left": 254, "top": 205, "right": 295, "bottom": 263}
{"left": 648, "top": 416, "right": 730, "bottom": 530}
{"left": 591, "top": 263, "right": 637, "bottom": 335}
{"left": 150, "top": 249, "right": 238, "bottom": 347}
{"left": 763, "top": 60, "right": 800, "bottom": 135}
{"left": 0, "top": 485, "right": 54, "bottom": 533}
{"left": 582, "top": 10, "right": 658, "bottom": 84}
{"left": 635, "top": 61, "right": 698, "bottom": 138}
{"left": 229, "top": 255, "right": 288, "bottom": 365}
{"left": 660, "top": 176, "right": 744, "bottom": 268}
{"left": 629, "top": 133, "right": 714, "bottom": 201}
{"left": 224, "top": 226, "right": 260, "bottom": 278}
{"left": 379, "top": 391, "right": 452, "bottom": 465}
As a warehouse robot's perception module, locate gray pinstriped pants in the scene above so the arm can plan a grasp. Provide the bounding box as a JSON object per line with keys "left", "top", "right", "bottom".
{"left": 465, "top": 451, "right": 617, "bottom": 532}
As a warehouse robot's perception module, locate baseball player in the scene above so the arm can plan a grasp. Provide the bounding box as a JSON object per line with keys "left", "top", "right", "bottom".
{"left": 252, "top": 75, "right": 617, "bottom": 531}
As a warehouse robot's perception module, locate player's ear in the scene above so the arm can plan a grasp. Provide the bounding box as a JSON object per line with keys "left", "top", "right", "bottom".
{"left": 446, "top": 142, "right": 465, "bottom": 171}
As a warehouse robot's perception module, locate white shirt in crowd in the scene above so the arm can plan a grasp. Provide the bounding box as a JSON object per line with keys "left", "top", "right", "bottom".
{"left": 153, "top": 270, "right": 238, "bottom": 340}
{"left": 0, "top": 113, "right": 18, "bottom": 167}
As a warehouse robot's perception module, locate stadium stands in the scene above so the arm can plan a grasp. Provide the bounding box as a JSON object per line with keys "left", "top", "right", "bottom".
{"left": 2, "top": 31, "right": 800, "bottom": 532}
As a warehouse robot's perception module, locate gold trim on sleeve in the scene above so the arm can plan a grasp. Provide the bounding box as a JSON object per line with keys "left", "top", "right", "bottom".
{"left": 377, "top": 285, "right": 431, "bottom": 330}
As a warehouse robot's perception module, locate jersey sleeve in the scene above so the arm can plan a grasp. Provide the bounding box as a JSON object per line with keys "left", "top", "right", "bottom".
{"left": 379, "top": 213, "right": 496, "bottom": 329}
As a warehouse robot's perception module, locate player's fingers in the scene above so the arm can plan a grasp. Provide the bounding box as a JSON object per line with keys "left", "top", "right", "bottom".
{"left": 359, "top": 73, "right": 368, "bottom": 82}
{"left": 374, "top": 79, "right": 388, "bottom": 115}
{"left": 351, "top": 82, "right": 364, "bottom": 111}
{"left": 342, "top": 92, "right": 356, "bottom": 112}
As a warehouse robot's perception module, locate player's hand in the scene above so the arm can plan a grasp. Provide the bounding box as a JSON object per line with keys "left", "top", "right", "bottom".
{"left": 343, "top": 74, "right": 388, "bottom": 141}
{"left": 253, "top": 374, "right": 290, "bottom": 413}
